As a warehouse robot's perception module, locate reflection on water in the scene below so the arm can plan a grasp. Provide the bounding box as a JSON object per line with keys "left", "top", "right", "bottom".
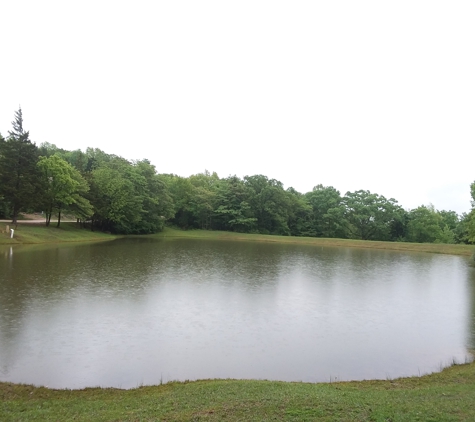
{"left": 0, "top": 238, "right": 474, "bottom": 389}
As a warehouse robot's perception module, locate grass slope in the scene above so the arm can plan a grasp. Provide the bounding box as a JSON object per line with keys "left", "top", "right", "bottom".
{"left": 156, "top": 227, "right": 475, "bottom": 257}
{"left": 0, "top": 222, "right": 116, "bottom": 245}
{"left": 1, "top": 224, "right": 473, "bottom": 257}
{"left": 1, "top": 362, "right": 474, "bottom": 421}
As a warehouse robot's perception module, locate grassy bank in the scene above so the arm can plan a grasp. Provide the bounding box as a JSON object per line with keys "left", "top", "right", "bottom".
{"left": 156, "top": 227, "right": 475, "bottom": 257}
{"left": 1, "top": 361, "right": 474, "bottom": 421}
{"left": 1, "top": 223, "right": 474, "bottom": 256}
{"left": 0, "top": 221, "right": 117, "bottom": 245}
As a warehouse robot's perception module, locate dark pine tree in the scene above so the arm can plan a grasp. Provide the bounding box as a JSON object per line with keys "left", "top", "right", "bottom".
{"left": 0, "top": 108, "right": 40, "bottom": 223}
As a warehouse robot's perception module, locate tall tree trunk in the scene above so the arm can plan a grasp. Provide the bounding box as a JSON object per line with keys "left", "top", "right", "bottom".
{"left": 12, "top": 204, "right": 19, "bottom": 224}
{"left": 57, "top": 208, "right": 61, "bottom": 228}
{"left": 46, "top": 205, "right": 52, "bottom": 226}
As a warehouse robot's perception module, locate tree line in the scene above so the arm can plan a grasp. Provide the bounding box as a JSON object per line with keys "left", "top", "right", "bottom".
{"left": 1, "top": 108, "right": 475, "bottom": 243}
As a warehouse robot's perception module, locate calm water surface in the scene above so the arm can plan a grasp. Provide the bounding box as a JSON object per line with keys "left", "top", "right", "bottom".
{"left": 1, "top": 238, "right": 474, "bottom": 388}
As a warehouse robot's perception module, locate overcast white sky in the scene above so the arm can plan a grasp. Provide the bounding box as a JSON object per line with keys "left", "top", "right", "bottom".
{"left": 1, "top": 1, "right": 474, "bottom": 214}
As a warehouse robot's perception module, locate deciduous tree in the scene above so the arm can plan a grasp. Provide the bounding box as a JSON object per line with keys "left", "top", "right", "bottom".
{"left": 213, "top": 176, "right": 257, "bottom": 232}
{"left": 244, "top": 175, "right": 291, "bottom": 235}
{"left": 37, "top": 154, "right": 91, "bottom": 227}
{"left": 342, "top": 190, "right": 400, "bottom": 240}
{"left": 406, "top": 205, "right": 444, "bottom": 243}
{"left": 305, "top": 185, "right": 347, "bottom": 238}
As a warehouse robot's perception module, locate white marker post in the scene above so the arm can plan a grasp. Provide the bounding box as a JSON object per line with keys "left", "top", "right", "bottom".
{"left": 10, "top": 229, "right": 14, "bottom": 238}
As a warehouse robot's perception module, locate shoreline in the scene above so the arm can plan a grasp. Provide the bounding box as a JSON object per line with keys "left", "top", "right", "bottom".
{"left": 2, "top": 361, "right": 474, "bottom": 420}
{"left": 1, "top": 223, "right": 474, "bottom": 257}
{"left": 0, "top": 221, "right": 119, "bottom": 245}
{"left": 155, "top": 227, "right": 475, "bottom": 257}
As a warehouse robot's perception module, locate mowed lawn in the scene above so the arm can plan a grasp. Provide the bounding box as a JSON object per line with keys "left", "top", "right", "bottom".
{"left": 155, "top": 227, "right": 475, "bottom": 257}
{"left": 1, "top": 362, "right": 475, "bottom": 421}
{"left": 0, "top": 221, "right": 117, "bottom": 245}
{"left": 2, "top": 223, "right": 474, "bottom": 257}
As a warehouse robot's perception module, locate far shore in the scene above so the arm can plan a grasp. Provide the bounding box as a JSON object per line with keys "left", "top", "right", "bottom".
{"left": 1, "top": 222, "right": 474, "bottom": 257}
{"left": 154, "top": 227, "right": 475, "bottom": 257}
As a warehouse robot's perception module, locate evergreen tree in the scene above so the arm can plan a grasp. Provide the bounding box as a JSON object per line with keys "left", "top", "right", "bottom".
{"left": 0, "top": 108, "right": 40, "bottom": 223}
{"left": 0, "top": 133, "right": 6, "bottom": 218}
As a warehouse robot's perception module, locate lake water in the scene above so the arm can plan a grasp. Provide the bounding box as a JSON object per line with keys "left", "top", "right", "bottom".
{"left": 0, "top": 237, "right": 474, "bottom": 389}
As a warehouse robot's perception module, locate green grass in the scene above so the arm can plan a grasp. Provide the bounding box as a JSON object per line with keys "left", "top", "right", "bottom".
{"left": 1, "top": 224, "right": 474, "bottom": 257}
{"left": 156, "top": 227, "right": 475, "bottom": 257}
{"left": 1, "top": 361, "right": 474, "bottom": 421}
{"left": 0, "top": 222, "right": 117, "bottom": 245}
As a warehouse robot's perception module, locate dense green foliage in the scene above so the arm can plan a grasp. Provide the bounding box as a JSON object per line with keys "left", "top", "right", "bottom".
{"left": 1, "top": 108, "right": 475, "bottom": 241}
{"left": 37, "top": 154, "right": 91, "bottom": 227}
{"left": 1, "top": 110, "right": 174, "bottom": 234}
{"left": 0, "top": 109, "right": 41, "bottom": 223}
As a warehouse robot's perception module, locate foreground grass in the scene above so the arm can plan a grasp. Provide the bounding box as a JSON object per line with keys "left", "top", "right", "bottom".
{"left": 156, "top": 227, "right": 475, "bottom": 257}
{"left": 0, "top": 222, "right": 117, "bottom": 245}
{"left": 1, "top": 362, "right": 474, "bottom": 421}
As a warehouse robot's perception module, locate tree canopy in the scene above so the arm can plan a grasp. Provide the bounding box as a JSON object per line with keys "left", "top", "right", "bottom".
{"left": 37, "top": 154, "right": 91, "bottom": 227}
{"left": 0, "top": 108, "right": 472, "bottom": 244}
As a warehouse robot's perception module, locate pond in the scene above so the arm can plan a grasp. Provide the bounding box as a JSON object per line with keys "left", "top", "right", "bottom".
{"left": 1, "top": 237, "right": 474, "bottom": 389}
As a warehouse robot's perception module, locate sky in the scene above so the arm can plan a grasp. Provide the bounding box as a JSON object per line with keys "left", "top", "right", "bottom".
{"left": 1, "top": 1, "right": 474, "bottom": 214}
